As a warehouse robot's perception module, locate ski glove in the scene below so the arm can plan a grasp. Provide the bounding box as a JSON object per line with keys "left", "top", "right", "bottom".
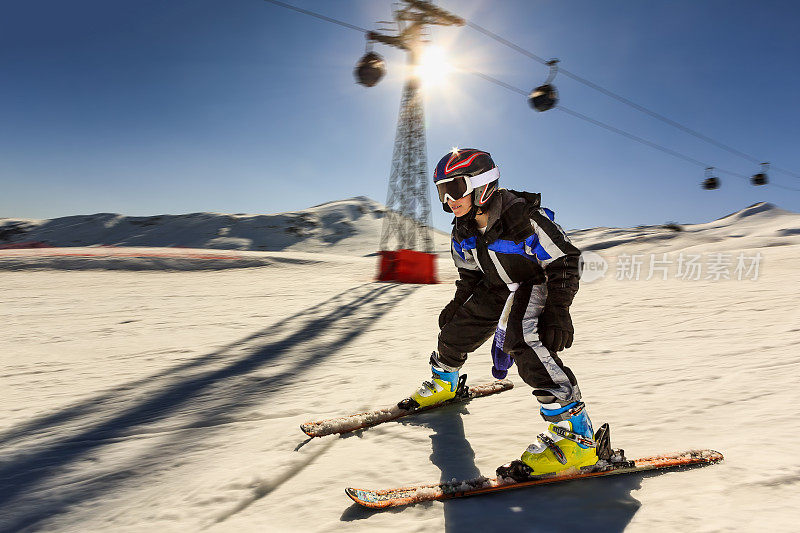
{"left": 538, "top": 305, "right": 574, "bottom": 352}
{"left": 439, "top": 300, "right": 459, "bottom": 329}
{"left": 491, "top": 334, "right": 514, "bottom": 379}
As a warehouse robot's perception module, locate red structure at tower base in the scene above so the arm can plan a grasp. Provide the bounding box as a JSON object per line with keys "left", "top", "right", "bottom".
{"left": 376, "top": 249, "right": 438, "bottom": 284}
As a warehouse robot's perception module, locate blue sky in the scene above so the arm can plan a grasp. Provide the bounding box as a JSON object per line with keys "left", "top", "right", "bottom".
{"left": 1, "top": 0, "right": 799, "bottom": 231}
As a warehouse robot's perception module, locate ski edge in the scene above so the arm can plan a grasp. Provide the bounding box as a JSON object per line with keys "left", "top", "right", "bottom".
{"left": 345, "top": 449, "right": 724, "bottom": 509}
{"left": 300, "top": 379, "right": 514, "bottom": 438}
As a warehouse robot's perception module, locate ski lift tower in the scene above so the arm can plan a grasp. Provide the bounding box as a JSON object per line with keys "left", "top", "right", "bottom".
{"left": 357, "top": 1, "right": 464, "bottom": 284}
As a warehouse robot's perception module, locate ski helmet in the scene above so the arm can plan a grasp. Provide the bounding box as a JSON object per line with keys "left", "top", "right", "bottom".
{"left": 433, "top": 148, "right": 499, "bottom": 213}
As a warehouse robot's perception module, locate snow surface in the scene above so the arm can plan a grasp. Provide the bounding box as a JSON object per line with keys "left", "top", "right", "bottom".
{"left": 2, "top": 199, "right": 800, "bottom": 532}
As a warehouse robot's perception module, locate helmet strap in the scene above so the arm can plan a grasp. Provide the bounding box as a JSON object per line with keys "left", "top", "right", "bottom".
{"left": 462, "top": 203, "right": 480, "bottom": 221}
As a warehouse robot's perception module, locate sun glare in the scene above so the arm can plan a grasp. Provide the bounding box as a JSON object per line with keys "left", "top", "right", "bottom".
{"left": 415, "top": 45, "right": 452, "bottom": 88}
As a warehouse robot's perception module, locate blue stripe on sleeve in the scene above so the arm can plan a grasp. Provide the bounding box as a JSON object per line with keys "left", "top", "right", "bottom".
{"left": 452, "top": 237, "right": 465, "bottom": 261}
{"left": 452, "top": 236, "right": 477, "bottom": 261}
{"left": 529, "top": 238, "right": 552, "bottom": 260}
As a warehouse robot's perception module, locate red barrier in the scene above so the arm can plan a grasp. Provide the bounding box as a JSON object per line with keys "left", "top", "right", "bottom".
{"left": 376, "top": 249, "right": 438, "bottom": 284}
{"left": 0, "top": 241, "right": 50, "bottom": 249}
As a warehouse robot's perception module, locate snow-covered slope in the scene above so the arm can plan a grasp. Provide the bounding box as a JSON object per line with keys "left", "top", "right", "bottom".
{"left": 570, "top": 202, "right": 800, "bottom": 253}
{"left": 0, "top": 197, "right": 452, "bottom": 256}
{"left": 1, "top": 201, "right": 799, "bottom": 532}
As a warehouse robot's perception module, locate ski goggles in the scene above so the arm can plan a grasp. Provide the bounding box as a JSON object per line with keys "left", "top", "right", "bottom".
{"left": 435, "top": 167, "right": 499, "bottom": 203}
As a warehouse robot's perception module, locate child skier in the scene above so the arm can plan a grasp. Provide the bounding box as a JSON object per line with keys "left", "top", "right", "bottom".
{"left": 411, "top": 148, "right": 596, "bottom": 476}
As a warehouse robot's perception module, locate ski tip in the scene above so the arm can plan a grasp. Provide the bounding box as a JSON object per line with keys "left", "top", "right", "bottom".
{"left": 345, "top": 487, "right": 361, "bottom": 504}
{"left": 703, "top": 449, "right": 725, "bottom": 462}
{"left": 634, "top": 448, "right": 725, "bottom": 470}
{"left": 684, "top": 449, "right": 724, "bottom": 463}
{"left": 345, "top": 488, "right": 392, "bottom": 509}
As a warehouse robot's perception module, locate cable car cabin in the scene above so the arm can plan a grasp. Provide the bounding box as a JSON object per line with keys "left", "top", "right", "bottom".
{"left": 355, "top": 52, "right": 386, "bottom": 87}
{"left": 702, "top": 177, "right": 720, "bottom": 190}
{"left": 751, "top": 173, "right": 768, "bottom": 186}
{"left": 528, "top": 84, "right": 558, "bottom": 112}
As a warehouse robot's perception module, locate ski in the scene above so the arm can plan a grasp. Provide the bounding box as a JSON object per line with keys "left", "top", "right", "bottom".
{"left": 346, "top": 423, "right": 723, "bottom": 509}
{"left": 347, "top": 449, "right": 723, "bottom": 509}
{"left": 300, "top": 376, "right": 513, "bottom": 438}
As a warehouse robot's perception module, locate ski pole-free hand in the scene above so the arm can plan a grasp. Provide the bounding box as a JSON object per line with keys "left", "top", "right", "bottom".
{"left": 438, "top": 299, "right": 459, "bottom": 329}
{"left": 538, "top": 305, "right": 574, "bottom": 352}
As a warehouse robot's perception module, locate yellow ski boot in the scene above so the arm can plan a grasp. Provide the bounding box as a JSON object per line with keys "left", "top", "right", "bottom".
{"left": 519, "top": 401, "right": 599, "bottom": 475}
{"left": 408, "top": 365, "right": 461, "bottom": 408}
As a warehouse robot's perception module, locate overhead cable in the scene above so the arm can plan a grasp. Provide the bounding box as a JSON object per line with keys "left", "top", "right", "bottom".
{"left": 262, "top": 0, "right": 368, "bottom": 33}
{"left": 465, "top": 20, "right": 800, "bottom": 180}
{"left": 261, "top": 0, "right": 800, "bottom": 192}
{"left": 466, "top": 71, "right": 800, "bottom": 191}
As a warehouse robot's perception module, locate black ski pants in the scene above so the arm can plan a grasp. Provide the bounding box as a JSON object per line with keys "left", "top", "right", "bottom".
{"left": 437, "top": 280, "right": 581, "bottom": 404}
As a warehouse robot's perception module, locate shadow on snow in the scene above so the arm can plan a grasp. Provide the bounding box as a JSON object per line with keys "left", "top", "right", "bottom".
{"left": 0, "top": 284, "right": 377, "bottom": 448}
{"left": 341, "top": 403, "right": 645, "bottom": 533}
{"left": 0, "top": 282, "right": 416, "bottom": 532}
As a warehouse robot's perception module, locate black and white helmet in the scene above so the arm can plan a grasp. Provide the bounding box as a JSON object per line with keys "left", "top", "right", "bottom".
{"left": 433, "top": 148, "right": 499, "bottom": 213}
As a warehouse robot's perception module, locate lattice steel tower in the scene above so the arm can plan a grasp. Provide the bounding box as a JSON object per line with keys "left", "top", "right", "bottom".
{"left": 363, "top": 1, "right": 464, "bottom": 253}
{"left": 380, "top": 75, "right": 432, "bottom": 251}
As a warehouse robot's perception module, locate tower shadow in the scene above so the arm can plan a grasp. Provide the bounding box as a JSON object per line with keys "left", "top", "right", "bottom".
{"left": 0, "top": 282, "right": 417, "bottom": 532}
{"left": 0, "top": 283, "right": 377, "bottom": 449}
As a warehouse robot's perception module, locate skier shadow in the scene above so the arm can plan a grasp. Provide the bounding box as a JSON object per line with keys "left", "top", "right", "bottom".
{"left": 341, "top": 404, "right": 648, "bottom": 533}
{"left": 0, "top": 282, "right": 416, "bottom": 533}
{"left": 339, "top": 403, "right": 481, "bottom": 524}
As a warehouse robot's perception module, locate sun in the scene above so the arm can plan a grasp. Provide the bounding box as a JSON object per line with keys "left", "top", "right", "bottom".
{"left": 414, "top": 45, "right": 452, "bottom": 88}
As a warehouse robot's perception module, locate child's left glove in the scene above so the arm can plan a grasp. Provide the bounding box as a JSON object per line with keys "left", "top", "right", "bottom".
{"left": 538, "top": 305, "right": 574, "bottom": 352}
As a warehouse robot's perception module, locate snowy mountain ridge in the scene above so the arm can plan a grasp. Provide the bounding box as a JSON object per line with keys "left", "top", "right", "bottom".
{"left": 0, "top": 196, "right": 451, "bottom": 256}
{"left": 569, "top": 201, "right": 800, "bottom": 253}
{"left": 1, "top": 199, "right": 798, "bottom": 257}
